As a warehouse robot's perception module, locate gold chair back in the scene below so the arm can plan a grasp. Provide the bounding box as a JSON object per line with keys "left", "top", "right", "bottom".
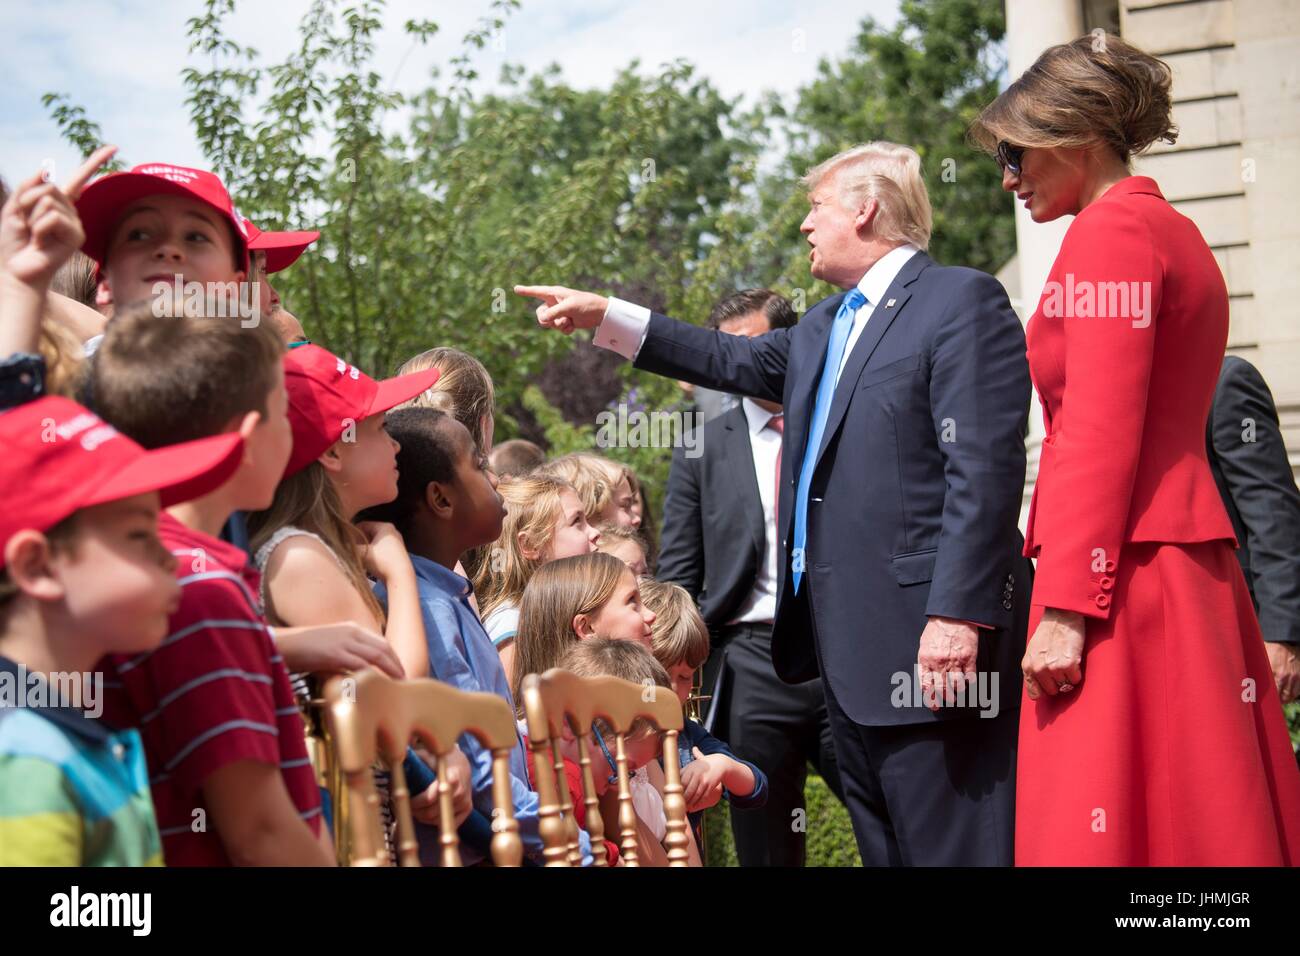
{"left": 322, "top": 668, "right": 523, "bottom": 867}
{"left": 520, "top": 668, "right": 689, "bottom": 867}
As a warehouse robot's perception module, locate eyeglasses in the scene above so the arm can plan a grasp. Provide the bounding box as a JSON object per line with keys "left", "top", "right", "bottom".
{"left": 996, "top": 140, "right": 1026, "bottom": 175}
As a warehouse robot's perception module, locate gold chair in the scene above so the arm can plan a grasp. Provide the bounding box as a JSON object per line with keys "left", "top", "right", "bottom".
{"left": 321, "top": 668, "right": 523, "bottom": 867}
{"left": 520, "top": 668, "right": 689, "bottom": 867}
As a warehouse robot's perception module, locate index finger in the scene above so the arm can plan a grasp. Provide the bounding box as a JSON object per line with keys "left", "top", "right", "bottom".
{"left": 63, "top": 145, "right": 118, "bottom": 199}
{"left": 513, "top": 284, "right": 566, "bottom": 301}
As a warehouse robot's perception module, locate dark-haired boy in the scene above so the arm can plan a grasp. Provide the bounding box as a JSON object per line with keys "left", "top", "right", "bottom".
{"left": 362, "top": 407, "right": 592, "bottom": 866}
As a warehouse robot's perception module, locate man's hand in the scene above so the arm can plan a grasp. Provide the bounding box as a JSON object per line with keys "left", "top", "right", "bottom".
{"left": 0, "top": 146, "right": 116, "bottom": 288}
{"left": 1021, "top": 608, "right": 1086, "bottom": 700}
{"left": 272, "top": 622, "right": 405, "bottom": 680}
{"left": 514, "top": 284, "right": 609, "bottom": 335}
{"left": 917, "top": 616, "right": 980, "bottom": 710}
{"left": 1265, "top": 641, "right": 1300, "bottom": 705}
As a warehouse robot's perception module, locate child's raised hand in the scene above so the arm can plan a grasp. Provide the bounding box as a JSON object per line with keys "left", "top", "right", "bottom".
{"left": 0, "top": 145, "right": 115, "bottom": 289}
{"left": 680, "top": 747, "right": 727, "bottom": 813}
{"left": 355, "top": 520, "right": 411, "bottom": 581}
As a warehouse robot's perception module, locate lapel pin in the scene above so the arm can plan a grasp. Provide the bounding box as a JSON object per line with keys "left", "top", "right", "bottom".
{"left": 886, "top": 298, "right": 896, "bottom": 308}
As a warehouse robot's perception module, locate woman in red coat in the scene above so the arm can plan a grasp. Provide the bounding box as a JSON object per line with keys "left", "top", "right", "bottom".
{"left": 973, "top": 34, "right": 1300, "bottom": 865}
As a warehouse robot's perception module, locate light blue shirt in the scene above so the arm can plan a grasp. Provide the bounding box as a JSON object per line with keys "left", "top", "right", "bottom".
{"left": 376, "top": 553, "right": 591, "bottom": 866}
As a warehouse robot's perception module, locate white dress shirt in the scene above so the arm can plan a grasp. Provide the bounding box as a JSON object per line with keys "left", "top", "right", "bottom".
{"left": 729, "top": 398, "right": 782, "bottom": 625}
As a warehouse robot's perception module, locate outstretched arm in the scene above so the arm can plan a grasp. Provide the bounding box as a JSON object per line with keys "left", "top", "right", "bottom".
{"left": 515, "top": 284, "right": 790, "bottom": 402}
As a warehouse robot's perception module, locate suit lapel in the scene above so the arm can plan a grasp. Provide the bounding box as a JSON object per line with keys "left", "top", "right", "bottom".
{"left": 785, "top": 293, "right": 843, "bottom": 471}
{"left": 721, "top": 406, "right": 766, "bottom": 564}
{"left": 812, "top": 252, "right": 931, "bottom": 472}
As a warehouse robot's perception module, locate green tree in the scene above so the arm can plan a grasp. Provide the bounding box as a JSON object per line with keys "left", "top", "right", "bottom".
{"left": 44, "top": 0, "right": 1015, "bottom": 518}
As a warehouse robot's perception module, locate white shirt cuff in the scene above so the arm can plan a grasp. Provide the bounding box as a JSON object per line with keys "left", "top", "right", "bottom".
{"left": 593, "top": 297, "right": 651, "bottom": 361}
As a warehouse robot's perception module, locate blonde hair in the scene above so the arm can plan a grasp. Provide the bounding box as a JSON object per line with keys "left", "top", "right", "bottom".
{"left": 969, "top": 34, "right": 1176, "bottom": 165}
{"left": 595, "top": 524, "right": 647, "bottom": 564}
{"left": 247, "top": 462, "right": 385, "bottom": 627}
{"left": 510, "top": 552, "right": 630, "bottom": 712}
{"left": 473, "top": 473, "right": 574, "bottom": 624}
{"left": 540, "top": 453, "right": 629, "bottom": 524}
{"left": 39, "top": 320, "right": 86, "bottom": 399}
{"left": 396, "top": 347, "right": 495, "bottom": 454}
{"left": 639, "top": 580, "right": 709, "bottom": 671}
{"left": 559, "top": 636, "right": 671, "bottom": 739}
{"left": 801, "top": 142, "right": 932, "bottom": 251}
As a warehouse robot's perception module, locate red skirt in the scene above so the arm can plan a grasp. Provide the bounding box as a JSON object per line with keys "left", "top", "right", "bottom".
{"left": 1016, "top": 540, "right": 1300, "bottom": 865}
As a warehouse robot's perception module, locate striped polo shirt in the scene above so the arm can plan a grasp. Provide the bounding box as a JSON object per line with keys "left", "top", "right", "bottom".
{"left": 102, "top": 513, "right": 321, "bottom": 865}
{"left": 0, "top": 656, "right": 162, "bottom": 866}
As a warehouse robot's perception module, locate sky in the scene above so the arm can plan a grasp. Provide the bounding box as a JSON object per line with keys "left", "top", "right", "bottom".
{"left": 0, "top": 0, "right": 902, "bottom": 186}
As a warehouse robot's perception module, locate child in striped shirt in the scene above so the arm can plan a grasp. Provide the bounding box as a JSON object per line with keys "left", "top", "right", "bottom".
{"left": 87, "top": 308, "right": 336, "bottom": 865}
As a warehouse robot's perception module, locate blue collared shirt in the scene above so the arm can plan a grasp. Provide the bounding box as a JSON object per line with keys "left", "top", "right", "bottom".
{"left": 376, "top": 553, "right": 591, "bottom": 866}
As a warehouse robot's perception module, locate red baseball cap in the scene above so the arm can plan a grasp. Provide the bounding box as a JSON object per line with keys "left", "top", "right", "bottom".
{"left": 75, "top": 162, "right": 252, "bottom": 269}
{"left": 0, "top": 397, "right": 246, "bottom": 569}
{"left": 244, "top": 218, "right": 320, "bottom": 273}
{"left": 282, "top": 344, "right": 440, "bottom": 478}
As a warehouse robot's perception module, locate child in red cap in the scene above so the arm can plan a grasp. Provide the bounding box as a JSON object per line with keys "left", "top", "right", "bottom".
{"left": 75, "top": 162, "right": 253, "bottom": 319}
{"left": 243, "top": 216, "right": 319, "bottom": 345}
{"left": 248, "top": 345, "right": 479, "bottom": 858}
{"left": 0, "top": 396, "right": 245, "bottom": 865}
{"left": 249, "top": 344, "right": 441, "bottom": 683}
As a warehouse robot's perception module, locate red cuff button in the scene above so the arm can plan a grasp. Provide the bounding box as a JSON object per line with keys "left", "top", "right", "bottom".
{"left": 1094, "top": 593, "right": 1111, "bottom": 609}
{"left": 1099, "top": 576, "right": 1114, "bottom": 590}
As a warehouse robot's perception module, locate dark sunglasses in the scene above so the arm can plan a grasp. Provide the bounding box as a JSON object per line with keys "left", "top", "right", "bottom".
{"left": 996, "top": 141, "right": 1026, "bottom": 175}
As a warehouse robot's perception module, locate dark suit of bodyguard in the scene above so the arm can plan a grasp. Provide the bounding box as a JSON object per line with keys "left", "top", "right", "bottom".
{"left": 518, "top": 143, "right": 1033, "bottom": 865}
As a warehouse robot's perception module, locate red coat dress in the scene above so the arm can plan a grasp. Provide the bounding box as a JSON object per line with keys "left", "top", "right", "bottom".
{"left": 1017, "top": 176, "right": 1300, "bottom": 865}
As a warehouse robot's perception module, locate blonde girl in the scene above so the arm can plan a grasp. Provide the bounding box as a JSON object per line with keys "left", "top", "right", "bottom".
{"left": 474, "top": 473, "right": 601, "bottom": 679}
{"left": 540, "top": 453, "right": 640, "bottom": 530}
{"left": 509, "top": 551, "right": 655, "bottom": 711}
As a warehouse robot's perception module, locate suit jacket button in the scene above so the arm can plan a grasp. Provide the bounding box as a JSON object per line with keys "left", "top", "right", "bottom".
{"left": 1095, "top": 593, "right": 1111, "bottom": 609}
{"left": 1099, "top": 576, "right": 1114, "bottom": 590}
{"left": 1104, "top": 560, "right": 1117, "bottom": 573}
{"left": 1002, "top": 599, "right": 1013, "bottom": 610}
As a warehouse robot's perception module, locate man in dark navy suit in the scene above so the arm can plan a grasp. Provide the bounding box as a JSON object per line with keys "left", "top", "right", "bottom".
{"left": 1206, "top": 355, "right": 1300, "bottom": 705}
{"left": 518, "top": 142, "right": 1033, "bottom": 865}
{"left": 657, "top": 289, "right": 844, "bottom": 866}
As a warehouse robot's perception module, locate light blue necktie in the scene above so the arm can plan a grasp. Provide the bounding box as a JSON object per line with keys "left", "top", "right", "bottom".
{"left": 792, "top": 288, "right": 866, "bottom": 594}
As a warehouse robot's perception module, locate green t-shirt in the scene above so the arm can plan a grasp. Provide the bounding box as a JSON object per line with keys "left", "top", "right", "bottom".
{"left": 0, "top": 659, "right": 162, "bottom": 866}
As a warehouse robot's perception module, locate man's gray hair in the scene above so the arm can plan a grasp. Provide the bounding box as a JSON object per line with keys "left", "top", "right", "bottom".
{"left": 801, "top": 142, "right": 933, "bottom": 250}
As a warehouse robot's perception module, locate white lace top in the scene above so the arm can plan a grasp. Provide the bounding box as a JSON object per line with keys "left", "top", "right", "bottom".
{"left": 253, "top": 524, "right": 397, "bottom": 863}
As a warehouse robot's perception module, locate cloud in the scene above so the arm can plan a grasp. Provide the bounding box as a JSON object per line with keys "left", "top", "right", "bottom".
{"left": 0, "top": 0, "right": 899, "bottom": 194}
